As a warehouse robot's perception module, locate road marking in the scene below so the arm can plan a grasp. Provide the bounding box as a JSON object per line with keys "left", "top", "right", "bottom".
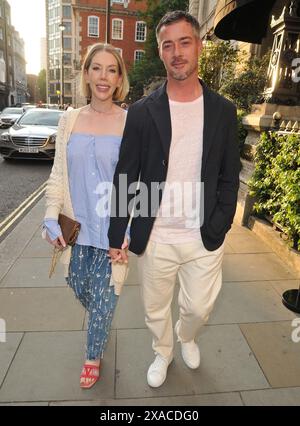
{"left": 0, "top": 182, "right": 47, "bottom": 239}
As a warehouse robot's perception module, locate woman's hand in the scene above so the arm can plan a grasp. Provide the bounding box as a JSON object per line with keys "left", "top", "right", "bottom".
{"left": 109, "top": 236, "right": 129, "bottom": 264}
{"left": 45, "top": 233, "right": 67, "bottom": 249}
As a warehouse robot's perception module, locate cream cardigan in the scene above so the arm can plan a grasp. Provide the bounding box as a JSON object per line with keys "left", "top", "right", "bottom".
{"left": 43, "top": 107, "right": 83, "bottom": 277}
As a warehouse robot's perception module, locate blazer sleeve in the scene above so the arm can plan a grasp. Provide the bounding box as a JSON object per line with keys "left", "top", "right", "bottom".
{"left": 208, "top": 103, "right": 240, "bottom": 236}
{"left": 108, "top": 103, "right": 143, "bottom": 249}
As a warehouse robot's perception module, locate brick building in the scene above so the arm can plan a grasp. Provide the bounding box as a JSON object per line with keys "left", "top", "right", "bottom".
{"left": 46, "top": 0, "right": 147, "bottom": 107}
{"left": 72, "top": 0, "right": 147, "bottom": 106}
{"left": 74, "top": 0, "right": 147, "bottom": 67}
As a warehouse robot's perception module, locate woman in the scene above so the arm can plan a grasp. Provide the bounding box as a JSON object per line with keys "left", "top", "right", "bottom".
{"left": 43, "top": 43, "right": 129, "bottom": 389}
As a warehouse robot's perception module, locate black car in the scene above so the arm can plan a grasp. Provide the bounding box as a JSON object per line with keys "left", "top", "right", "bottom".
{"left": 0, "top": 108, "right": 64, "bottom": 160}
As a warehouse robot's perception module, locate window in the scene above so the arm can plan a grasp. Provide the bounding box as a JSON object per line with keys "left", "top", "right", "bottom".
{"left": 49, "top": 83, "right": 56, "bottom": 95}
{"left": 62, "top": 5, "right": 71, "bottom": 19}
{"left": 0, "top": 28, "right": 3, "bottom": 40}
{"left": 134, "top": 50, "right": 145, "bottom": 63}
{"left": 112, "top": 19, "right": 123, "bottom": 40}
{"left": 64, "top": 68, "right": 72, "bottom": 79}
{"left": 88, "top": 16, "right": 99, "bottom": 38}
{"left": 0, "top": 50, "right": 4, "bottom": 60}
{"left": 0, "top": 6, "right": 2, "bottom": 18}
{"left": 63, "top": 37, "right": 72, "bottom": 50}
{"left": 64, "top": 22, "right": 72, "bottom": 34}
{"left": 135, "top": 21, "right": 146, "bottom": 42}
{"left": 63, "top": 53, "right": 72, "bottom": 65}
{"left": 64, "top": 83, "right": 72, "bottom": 94}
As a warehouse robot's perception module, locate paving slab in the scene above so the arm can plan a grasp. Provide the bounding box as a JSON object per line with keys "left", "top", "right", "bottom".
{"left": 116, "top": 326, "right": 269, "bottom": 399}
{"left": 209, "top": 282, "right": 295, "bottom": 325}
{"left": 226, "top": 233, "right": 272, "bottom": 254}
{"left": 21, "top": 236, "right": 53, "bottom": 258}
{"left": 112, "top": 285, "right": 145, "bottom": 330}
{"left": 0, "top": 262, "right": 13, "bottom": 284}
{"left": 240, "top": 322, "right": 300, "bottom": 388}
{"left": 229, "top": 224, "right": 252, "bottom": 235}
{"left": 50, "top": 392, "right": 243, "bottom": 406}
{"left": 0, "top": 333, "right": 23, "bottom": 389}
{"left": 0, "top": 288, "right": 85, "bottom": 332}
{"left": 270, "top": 280, "right": 300, "bottom": 299}
{"left": 125, "top": 256, "right": 140, "bottom": 286}
{"left": 0, "top": 221, "right": 38, "bottom": 264}
{"left": 0, "top": 257, "right": 67, "bottom": 288}
{"left": 223, "top": 253, "right": 298, "bottom": 282}
{"left": 0, "top": 331, "right": 116, "bottom": 403}
{"left": 241, "top": 387, "right": 300, "bottom": 406}
{"left": 224, "top": 243, "right": 234, "bottom": 254}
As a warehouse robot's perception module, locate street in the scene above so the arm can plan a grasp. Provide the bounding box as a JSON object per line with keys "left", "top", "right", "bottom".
{"left": 0, "top": 140, "right": 52, "bottom": 222}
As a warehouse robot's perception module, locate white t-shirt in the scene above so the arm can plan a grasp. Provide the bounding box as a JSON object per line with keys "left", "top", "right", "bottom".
{"left": 150, "top": 95, "right": 204, "bottom": 244}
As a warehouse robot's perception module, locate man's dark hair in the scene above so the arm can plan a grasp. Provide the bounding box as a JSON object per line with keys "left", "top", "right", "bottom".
{"left": 156, "top": 10, "right": 200, "bottom": 42}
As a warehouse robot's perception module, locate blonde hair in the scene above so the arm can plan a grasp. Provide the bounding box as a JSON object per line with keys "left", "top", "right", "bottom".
{"left": 80, "top": 43, "right": 129, "bottom": 102}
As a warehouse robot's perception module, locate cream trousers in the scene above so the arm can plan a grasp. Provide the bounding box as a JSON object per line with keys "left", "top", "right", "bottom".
{"left": 138, "top": 239, "right": 225, "bottom": 361}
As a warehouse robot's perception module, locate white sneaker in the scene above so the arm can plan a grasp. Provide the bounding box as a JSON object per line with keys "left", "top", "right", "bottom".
{"left": 175, "top": 320, "right": 201, "bottom": 369}
{"left": 147, "top": 355, "right": 172, "bottom": 388}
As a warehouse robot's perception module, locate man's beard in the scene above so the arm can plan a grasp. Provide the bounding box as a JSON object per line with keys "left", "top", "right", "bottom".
{"left": 168, "top": 62, "right": 198, "bottom": 81}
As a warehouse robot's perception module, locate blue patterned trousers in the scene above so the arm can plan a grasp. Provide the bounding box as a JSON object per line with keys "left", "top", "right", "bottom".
{"left": 67, "top": 244, "right": 118, "bottom": 360}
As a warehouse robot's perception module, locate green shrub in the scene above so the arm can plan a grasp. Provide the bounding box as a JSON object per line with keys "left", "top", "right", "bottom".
{"left": 249, "top": 132, "right": 300, "bottom": 250}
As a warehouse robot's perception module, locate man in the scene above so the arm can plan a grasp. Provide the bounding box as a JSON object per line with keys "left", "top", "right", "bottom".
{"left": 109, "top": 11, "right": 240, "bottom": 388}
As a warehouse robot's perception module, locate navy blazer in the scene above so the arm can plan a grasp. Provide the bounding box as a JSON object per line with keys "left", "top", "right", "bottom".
{"left": 109, "top": 80, "right": 240, "bottom": 254}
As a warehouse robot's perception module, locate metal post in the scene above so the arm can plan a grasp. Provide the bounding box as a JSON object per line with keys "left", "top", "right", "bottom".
{"left": 106, "top": 0, "right": 111, "bottom": 44}
{"left": 59, "top": 21, "right": 65, "bottom": 107}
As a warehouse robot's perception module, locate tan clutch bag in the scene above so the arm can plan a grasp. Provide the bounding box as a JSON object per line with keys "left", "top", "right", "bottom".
{"left": 49, "top": 214, "right": 81, "bottom": 278}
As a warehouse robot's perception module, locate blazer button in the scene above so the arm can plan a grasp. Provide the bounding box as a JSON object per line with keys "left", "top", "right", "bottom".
{"left": 162, "top": 159, "right": 167, "bottom": 167}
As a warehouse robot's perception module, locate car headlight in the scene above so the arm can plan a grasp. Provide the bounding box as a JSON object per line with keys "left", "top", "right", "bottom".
{"left": 48, "top": 135, "right": 56, "bottom": 144}
{"left": 0, "top": 134, "right": 10, "bottom": 142}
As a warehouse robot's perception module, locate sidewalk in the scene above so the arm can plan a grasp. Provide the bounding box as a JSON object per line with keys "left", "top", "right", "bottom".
{"left": 0, "top": 197, "right": 300, "bottom": 406}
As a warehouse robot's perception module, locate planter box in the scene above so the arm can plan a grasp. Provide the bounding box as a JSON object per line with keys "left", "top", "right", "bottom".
{"left": 248, "top": 216, "right": 300, "bottom": 276}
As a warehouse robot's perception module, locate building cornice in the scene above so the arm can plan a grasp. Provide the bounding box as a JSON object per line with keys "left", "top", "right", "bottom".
{"left": 72, "top": 4, "right": 141, "bottom": 18}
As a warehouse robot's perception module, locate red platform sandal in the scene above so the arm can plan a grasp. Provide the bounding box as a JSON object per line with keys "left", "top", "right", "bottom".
{"left": 80, "top": 363, "right": 100, "bottom": 389}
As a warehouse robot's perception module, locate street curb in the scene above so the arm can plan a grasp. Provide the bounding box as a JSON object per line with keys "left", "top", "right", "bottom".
{"left": 0, "top": 182, "right": 47, "bottom": 243}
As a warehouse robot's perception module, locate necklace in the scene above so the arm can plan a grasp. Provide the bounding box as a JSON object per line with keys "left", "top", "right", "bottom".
{"left": 89, "top": 103, "right": 118, "bottom": 115}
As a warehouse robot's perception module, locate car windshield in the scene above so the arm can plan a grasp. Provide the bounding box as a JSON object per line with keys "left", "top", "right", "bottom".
{"left": 1, "top": 108, "right": 23, "bottom": 114}
{"left": 18, "top": 110, "right": 63, "bottom": 126}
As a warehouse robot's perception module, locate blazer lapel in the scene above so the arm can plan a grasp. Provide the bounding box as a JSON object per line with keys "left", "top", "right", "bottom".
{"left": 201, "top": 80, "right": 222, "bottom": 177}
{"left": 146, "top": 83, "right": 172, "bottom": 160}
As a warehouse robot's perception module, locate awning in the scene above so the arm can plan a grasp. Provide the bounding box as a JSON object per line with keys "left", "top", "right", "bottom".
{"left": 214, "top": 0, "right": 276, "bottom": 44}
